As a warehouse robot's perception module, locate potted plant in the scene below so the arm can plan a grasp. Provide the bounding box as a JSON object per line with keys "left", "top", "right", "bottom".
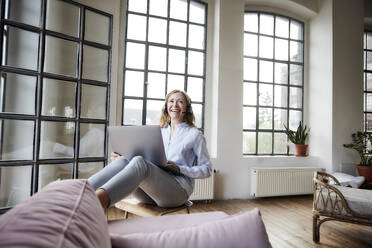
{"left": 283, "top": 121, "right": 310, "bottom": 156}
{"left": 343, "top": 131, "right": 372, "bottom": 182}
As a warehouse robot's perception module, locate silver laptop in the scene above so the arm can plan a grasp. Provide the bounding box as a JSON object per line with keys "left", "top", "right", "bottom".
{"left": 107, "top": 125, "right": 167, "bottom": 167}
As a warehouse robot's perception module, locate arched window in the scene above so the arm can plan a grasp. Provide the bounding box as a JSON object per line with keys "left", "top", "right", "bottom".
{"left": 243, "top": 11, "right": 304, "bottom": 155}
{"left": 123, "top": 0, "right": 207, "bottom": 130}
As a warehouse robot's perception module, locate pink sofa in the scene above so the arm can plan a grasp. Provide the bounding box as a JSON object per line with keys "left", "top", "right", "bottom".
{"left": 0, "top": 179, "right": 271, "bottom": 248}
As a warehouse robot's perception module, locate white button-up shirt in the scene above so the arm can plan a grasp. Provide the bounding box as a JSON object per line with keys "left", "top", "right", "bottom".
{"left": 161, "top": 122, "right": 212, "bottom": 196}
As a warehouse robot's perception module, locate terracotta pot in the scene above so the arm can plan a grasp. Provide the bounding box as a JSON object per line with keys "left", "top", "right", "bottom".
{"left": 357, "top": 165, "right": 372, "bottom": 182}
{"left": 295, "top": 144, "right": 308, "bottom": 157}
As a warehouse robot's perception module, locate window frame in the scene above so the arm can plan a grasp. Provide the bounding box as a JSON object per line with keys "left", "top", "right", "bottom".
{"left": 243, "top": 11, "right": 305, "bottom": 156}
{"left": 122, "top": 0, "right": 208, "bottom": 130}
{"left": 0, "top": 0, "right": 112, "bottom": 211}
{"left": 364, "top": 30, "right": 372, "bottom": 132}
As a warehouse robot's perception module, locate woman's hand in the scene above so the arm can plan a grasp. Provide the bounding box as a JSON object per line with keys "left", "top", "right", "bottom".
{"left": 110, "top": 152, "right": 120, "bottom": 162}
{"left": 166, "top": 160, "right": 180, "bottom": 173}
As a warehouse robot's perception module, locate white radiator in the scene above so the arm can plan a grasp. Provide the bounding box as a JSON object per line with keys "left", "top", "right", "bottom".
{"left": 251, "top": 167, "right": 323, "bottom": 197}
{"left": 189, "top": 173, "right": 214, "bottom": 201}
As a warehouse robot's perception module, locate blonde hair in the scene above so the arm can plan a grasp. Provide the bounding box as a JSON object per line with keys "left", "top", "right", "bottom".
{"left": 159, "top": 90, "right": 196, "bottom": 128}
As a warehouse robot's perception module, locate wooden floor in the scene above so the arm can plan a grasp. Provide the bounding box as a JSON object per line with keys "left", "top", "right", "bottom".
{"left": 107, "top": 195, "right": 372, "bottom": 248}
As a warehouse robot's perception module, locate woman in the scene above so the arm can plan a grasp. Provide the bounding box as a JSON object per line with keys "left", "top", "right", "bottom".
{"left": 88, "top": 90, "right": 212, "bottom": 208}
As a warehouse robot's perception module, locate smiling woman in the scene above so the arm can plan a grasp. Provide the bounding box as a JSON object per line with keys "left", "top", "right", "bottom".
{"left": 88, "top": 89, "right": 212, "bottom": 209}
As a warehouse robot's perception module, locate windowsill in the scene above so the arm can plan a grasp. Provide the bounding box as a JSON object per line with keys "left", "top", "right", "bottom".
{"left": 243, "top": 155, "right": 311, "bottom": 158}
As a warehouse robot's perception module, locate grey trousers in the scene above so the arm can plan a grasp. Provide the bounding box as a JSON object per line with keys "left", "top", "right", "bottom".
{"left": 88, "top": 156, "right": 188, "bottom": 207}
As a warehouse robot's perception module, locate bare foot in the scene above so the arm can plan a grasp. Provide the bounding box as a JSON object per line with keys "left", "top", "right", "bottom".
{"left": 96, "top": 188, "right": 110, "bottom": 208}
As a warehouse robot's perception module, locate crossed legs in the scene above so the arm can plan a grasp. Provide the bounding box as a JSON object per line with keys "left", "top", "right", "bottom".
{"left": 88, "top": 156, "right": 188, "bottom": 208}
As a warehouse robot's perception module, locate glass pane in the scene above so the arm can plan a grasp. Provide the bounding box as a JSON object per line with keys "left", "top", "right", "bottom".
{"left": 259, "top": 60, "right": 273, "bottom": 83}
{"left": 191, "top": 103, "right": 202, "bottom": 128}
{"left": 367, "top": 51, "right": 372, "bottom": 71}
{"left": 46, "top": 0, "right": 79, "bottom": 37}
{"left": 289, "top": 110, "right": 301, "bottom": 130}
{"left": 147, "top": 72, "right": 165, "bottom": 98}
{"left": 123, "top": 99, "right": 142, "bottom": 125}
{"left": 148, "top": 17, "right": 167, "bottom": 44}
{"left": 188, "top": 51, "right": 204, "bottom": 76}
{"left": 189, "top": 1, "right": 205, "bottom": 24}
{"left": 78, "top": 162, "right": 104, "bottom": 179}
{"left": 167, "top": 74, "right": 184, "bottom": 93}
{"left": 44, "top": 36, "right": 78, "bottom": 77}
{"left": 244, "top": 33, "right": 258, "bottom": 56}
{"left": 83, "top": 45, "right": 109, "bottom": 82}
{"left": 275, "top": 62, "right": 288, "bottom": 84}
{"left": 274, "top": 133, "right": 287, "bottom": 153}
{"left": 367, "top": 33, "right": 372, "bottom": 50}
{"left": 149, "top": 0, "right": 168, "bottom": 17}
{"left": 243, "top": 107, "right": 256, "bottom": 129}
{"left": 81, "top": 84, "right": 107, "bottom": 119}
{"left": 42, "top": 78, "right": 76, "bottom": 117}
{"left": 1, "top": 72, "right": 36, "bottom": 115}
{"left": 168, "top": 49, "right": 185, "bottom": 73}
{"left": 7, "top": 0, "right": 41, "bottom": 27}
{"left": 259, "top": 84, "right": 273, "bottom": 106}
{"left": 244, "top": 13, "right": 258, "bottom": 32}
{"left": 365, "top": 114, "right": 372, "bottom": 132}
{"left": 170, "top": 0, "right": 187, "bottom": 21}
{"left": 274, "top": 85, "right": 288, "bottom": 107}
{"left": 148, "top": 46, "right": 166, "bottom": 71}
{"left": 259, "top": 107, "right": 272, "bottom": 129}
{"left": 243, "top": 83, "right": 256, "bottom": 105}
{"left": 3, "top": 26, "right": 39, "bottom": 70}
{"left": 40, "top": 121, "right": 74, "bottom": 159}
{"left": 243, "top": 132, "right": 256, "bottom": 154}
{"left": 146, "top": 100, "right": 163, "bottom": 125}
{"left": 290, "top": 20, "right": 303, "bottom": 40}
{"left": 39, "top": 163, "right": 73, "bottom": 189}
{"left": 259, "top": 36, "right": 273, "bottom": 59}
{"left": 169, "top": 21, "right": 187, "bottom": 47}
{"left": 289, "top": 87, "right": 302, "bottom": 108}
{"left": 290, "top": 41, "right": 303, "bottom": 62}
{"left": 274, "top": 109, "right": 287, "bottom": 130}
{"left": 275, "top": 16, "right": 289, "bottom": 38}
{"left": 366, "top": 93, "right": 372, "bottom": 112}
{"left": 128, "top": 0, "right": 147, "bottom": 13}
{"left": 124, "top": 70, "right": 144, "bottom": 97}
{"left": 126, "top": 42, "right": 145, "bottom": 69}
{"left": 259, "top": 14, "right": 273, "bottom": 35}
{"left": 79, "top": 123, "right": 105, "bottom": 158}
{"left": 275, "top": 38, "right": 288, "bottom": 61}
{"left": 127, "top": 14, "right": 147, "bottom": 41}
{"left": 189, "top": 24, "right": 204, "bottom": 49}
{"left": 0, "top": 166, "right": 31, "bottom": 207}
{"left": 1, "top": 119, "right": 34, "bottom": 160}
{"left": 367, "top": 72, "right": 372, "bottom": 91}
{"left": 85, "top": 10, "right": 110, "bottom": 45}
{"left": 187, "top": 77, "right": 203, "bottom": 102}
{"left": 244, "top": 58, "right": 257, "bottom": 81}
{"left": 258, "top": 132, "right": 272, "bottom": 153}
{"left": 289, "top": 64, "right": 303, "bottom": 86}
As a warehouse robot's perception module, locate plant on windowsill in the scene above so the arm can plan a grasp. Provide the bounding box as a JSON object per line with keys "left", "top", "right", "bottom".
{"left": 283, "top": 121, "right": 310, "bottom": 157}
{"left": 343, "top": 131, "right": 372, "bottom": 182}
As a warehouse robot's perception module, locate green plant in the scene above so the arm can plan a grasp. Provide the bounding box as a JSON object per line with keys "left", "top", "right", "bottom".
{"left": 283, "top": 121, "right": 310, "bottom": 145}
{"left": 343, "top": 131, "right": 372, "bottom": 166}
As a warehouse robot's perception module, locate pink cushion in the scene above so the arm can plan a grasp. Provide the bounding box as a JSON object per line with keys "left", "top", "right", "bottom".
{"left": 109, "top": 211, "right": 228, "bottom": 235}
{"left": 0, "top": 179, "right": 111, "bottom": 248}
{"left": 110, "top": 208, "right": 271, "bottom": 248}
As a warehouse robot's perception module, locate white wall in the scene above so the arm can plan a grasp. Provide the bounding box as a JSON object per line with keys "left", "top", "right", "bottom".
{"left": 332, "top": 0, "right": 364, "bottom": 174}
{"left": 308, "top": 0, "right": 333, "bottom": 173}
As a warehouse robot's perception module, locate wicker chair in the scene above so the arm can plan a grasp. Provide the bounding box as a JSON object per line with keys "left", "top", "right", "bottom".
{"left": 312, "top": 171, "right": 372, "bottom": 243}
